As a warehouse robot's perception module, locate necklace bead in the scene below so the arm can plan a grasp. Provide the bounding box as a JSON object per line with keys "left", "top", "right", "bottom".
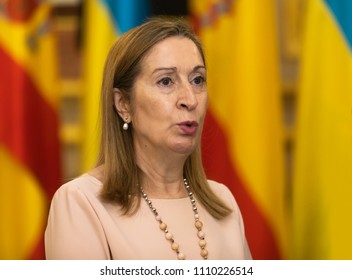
{"left": 140, "top": 178, "right": 208, "bottom": 260}
{"left": 195, "top": 220, "right": 203, "bottom": 229}
{"left": 198, "top": 231, "right": 205, "bottom": 238}
{"left": 159, "top": 223, "right": 167, "bottom": 231}
{"left": 165, "top": 232, "right": 173, "bottom": 240}
{"left": 199, "top": 239, "right": 206, "bottom": 247}
{"left": 171, "top": 242, "right": 179, "bottom": 250}
{"left": 201, "top": 249, "right": 208, "bottom": 258}
{"left": 177, "top": 252, "right": 186, "bottom": 260}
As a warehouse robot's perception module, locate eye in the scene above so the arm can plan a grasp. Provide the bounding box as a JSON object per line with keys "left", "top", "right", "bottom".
{"left": 158, "top": 77, "right": 174, "bottom": 86}
{"left": 192, "top": 75, "right": 206, "bottom": 86}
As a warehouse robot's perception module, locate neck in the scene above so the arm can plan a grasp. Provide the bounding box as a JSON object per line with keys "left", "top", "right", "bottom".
{"left": 133, "top": 135, "right": 194, "bottom": 198}
{"left": 136, "top": 152, "right": 188, "bottom": 199}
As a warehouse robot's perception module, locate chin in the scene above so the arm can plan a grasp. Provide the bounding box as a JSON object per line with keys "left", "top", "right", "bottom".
{"left": 171, "top": 142, "right": 197, "bottom": 155}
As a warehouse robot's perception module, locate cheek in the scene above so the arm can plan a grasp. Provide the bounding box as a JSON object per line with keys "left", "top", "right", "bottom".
{"left": 134, "top": 97, "right": 172, "bottom": 126}
{"left": 199, "top": 94, "right": 208, "bottom": 116}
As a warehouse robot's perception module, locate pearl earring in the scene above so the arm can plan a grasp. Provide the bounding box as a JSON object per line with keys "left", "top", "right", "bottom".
{"left": 123, "top": 118, "right": 129, "bottom": 130}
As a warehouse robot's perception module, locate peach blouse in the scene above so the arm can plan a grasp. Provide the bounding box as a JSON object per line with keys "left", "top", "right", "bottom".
{"left": 45, "top": 174, "right": 252, "bottom": 260}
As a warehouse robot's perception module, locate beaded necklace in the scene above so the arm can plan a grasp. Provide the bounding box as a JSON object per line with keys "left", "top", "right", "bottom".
{"left": 140, "top": 178, "right": 208, "bottom": 260}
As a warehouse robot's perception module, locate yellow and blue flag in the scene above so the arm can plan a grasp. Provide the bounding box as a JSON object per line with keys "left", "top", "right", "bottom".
{"left": 82, "top": 0, "right": 149, "bottom": 171}
{"left": 292, "top": 0, "right": 352, "bottom": 259}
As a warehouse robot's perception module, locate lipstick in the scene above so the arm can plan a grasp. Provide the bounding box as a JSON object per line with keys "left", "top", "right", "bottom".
{"left": 178, "top": 121, "right": 199, "bottom": 135}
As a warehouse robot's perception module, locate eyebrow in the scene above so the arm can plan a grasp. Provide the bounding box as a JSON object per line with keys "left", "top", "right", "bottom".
{"left": 152, "top": 65, "right": 206, "bottom": 74}
{"left": 193, "top": 65, "right": 206, "bottom": 72}
{"left": 152, "top": 67, "right": 177, "bottom": 74}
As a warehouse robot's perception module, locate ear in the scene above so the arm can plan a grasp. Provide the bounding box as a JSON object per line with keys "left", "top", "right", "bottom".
{"left": 113, "top": 88, "right": 130, "bottom": 121}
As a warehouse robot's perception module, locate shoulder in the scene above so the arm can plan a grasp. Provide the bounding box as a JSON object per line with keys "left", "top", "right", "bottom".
{"left": 207, "top": 179, "right": 240, "bottom": 211}
{"left": 52, "top": 173, "right": 102, "bottom": 203}
{"left": 207, "top": 179, "right": 234, "bottom": 200}
{"left": 48, "top": 173, "right": 107, "bottom": 225}
{"left": 45, "top": 174, "right": 111, "bottom": 259}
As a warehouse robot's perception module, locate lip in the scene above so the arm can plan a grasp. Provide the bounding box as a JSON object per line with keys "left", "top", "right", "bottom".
{"left": 177, "top": 121, "right": 199, "bottom": 135}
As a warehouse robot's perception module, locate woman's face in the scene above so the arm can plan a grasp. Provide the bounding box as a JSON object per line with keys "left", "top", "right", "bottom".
{"left": 131, "top": 36, "right": 208, "bottom": 157}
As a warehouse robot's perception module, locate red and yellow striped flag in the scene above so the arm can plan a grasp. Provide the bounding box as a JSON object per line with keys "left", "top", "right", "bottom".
{"left": 0, "top": 1, "right": 61, "bottom": 259}
{"left": 190, "top": 0, "right": 288, "bottom": 259}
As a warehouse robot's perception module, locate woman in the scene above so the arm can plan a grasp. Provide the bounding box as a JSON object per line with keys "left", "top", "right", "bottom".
{"left": 45, "top": 17, "right": 252, "bottom": 260}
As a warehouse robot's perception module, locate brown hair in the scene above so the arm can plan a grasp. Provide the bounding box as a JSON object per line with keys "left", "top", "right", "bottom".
{"left": 97, "top": 16, "right": 232, "bottom": 219}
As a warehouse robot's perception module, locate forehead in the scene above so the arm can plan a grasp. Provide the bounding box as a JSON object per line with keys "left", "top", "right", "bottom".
{"left": 141, "top": 36, "right": 204, "bottom": 71}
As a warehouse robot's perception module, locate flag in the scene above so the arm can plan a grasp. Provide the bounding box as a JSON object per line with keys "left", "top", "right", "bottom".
{"left": 190, "top": 0, "right": 288, "bottom": 259}
{"left": 0, "top": 1, "right": 61, "bottom": 259}
{"left": 81, "top": 0, "right": 150, "bottom": 172}
{"left": 292, "top": 0, "right": 352, "bottom": 259}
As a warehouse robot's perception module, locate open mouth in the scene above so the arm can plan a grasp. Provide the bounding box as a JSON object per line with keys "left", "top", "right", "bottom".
{"left": 178, "top": 121, "right": 199, "bottom": 135}
{"left": 182, "top": 121, "right": 198, "bottom": 127}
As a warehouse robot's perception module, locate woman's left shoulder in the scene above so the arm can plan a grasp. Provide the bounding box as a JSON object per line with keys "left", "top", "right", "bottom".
{"left": 206, "top": 179, "right": 239, "bottom": 209}
{"left": 207, "top": 179, "right": 233, "bottom": 198}
{"left": 207, "top": 180, "right": 252, "bottom": 259}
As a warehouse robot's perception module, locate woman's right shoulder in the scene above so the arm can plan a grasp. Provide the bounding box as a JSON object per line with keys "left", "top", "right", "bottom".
{"left": 53, "top": 173, "right": 103, "bottom": 199}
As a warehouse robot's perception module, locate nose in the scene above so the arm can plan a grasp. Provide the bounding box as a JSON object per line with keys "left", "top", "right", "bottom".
{"left": 177, "top": 82, "right": 198, "bottom": 111}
